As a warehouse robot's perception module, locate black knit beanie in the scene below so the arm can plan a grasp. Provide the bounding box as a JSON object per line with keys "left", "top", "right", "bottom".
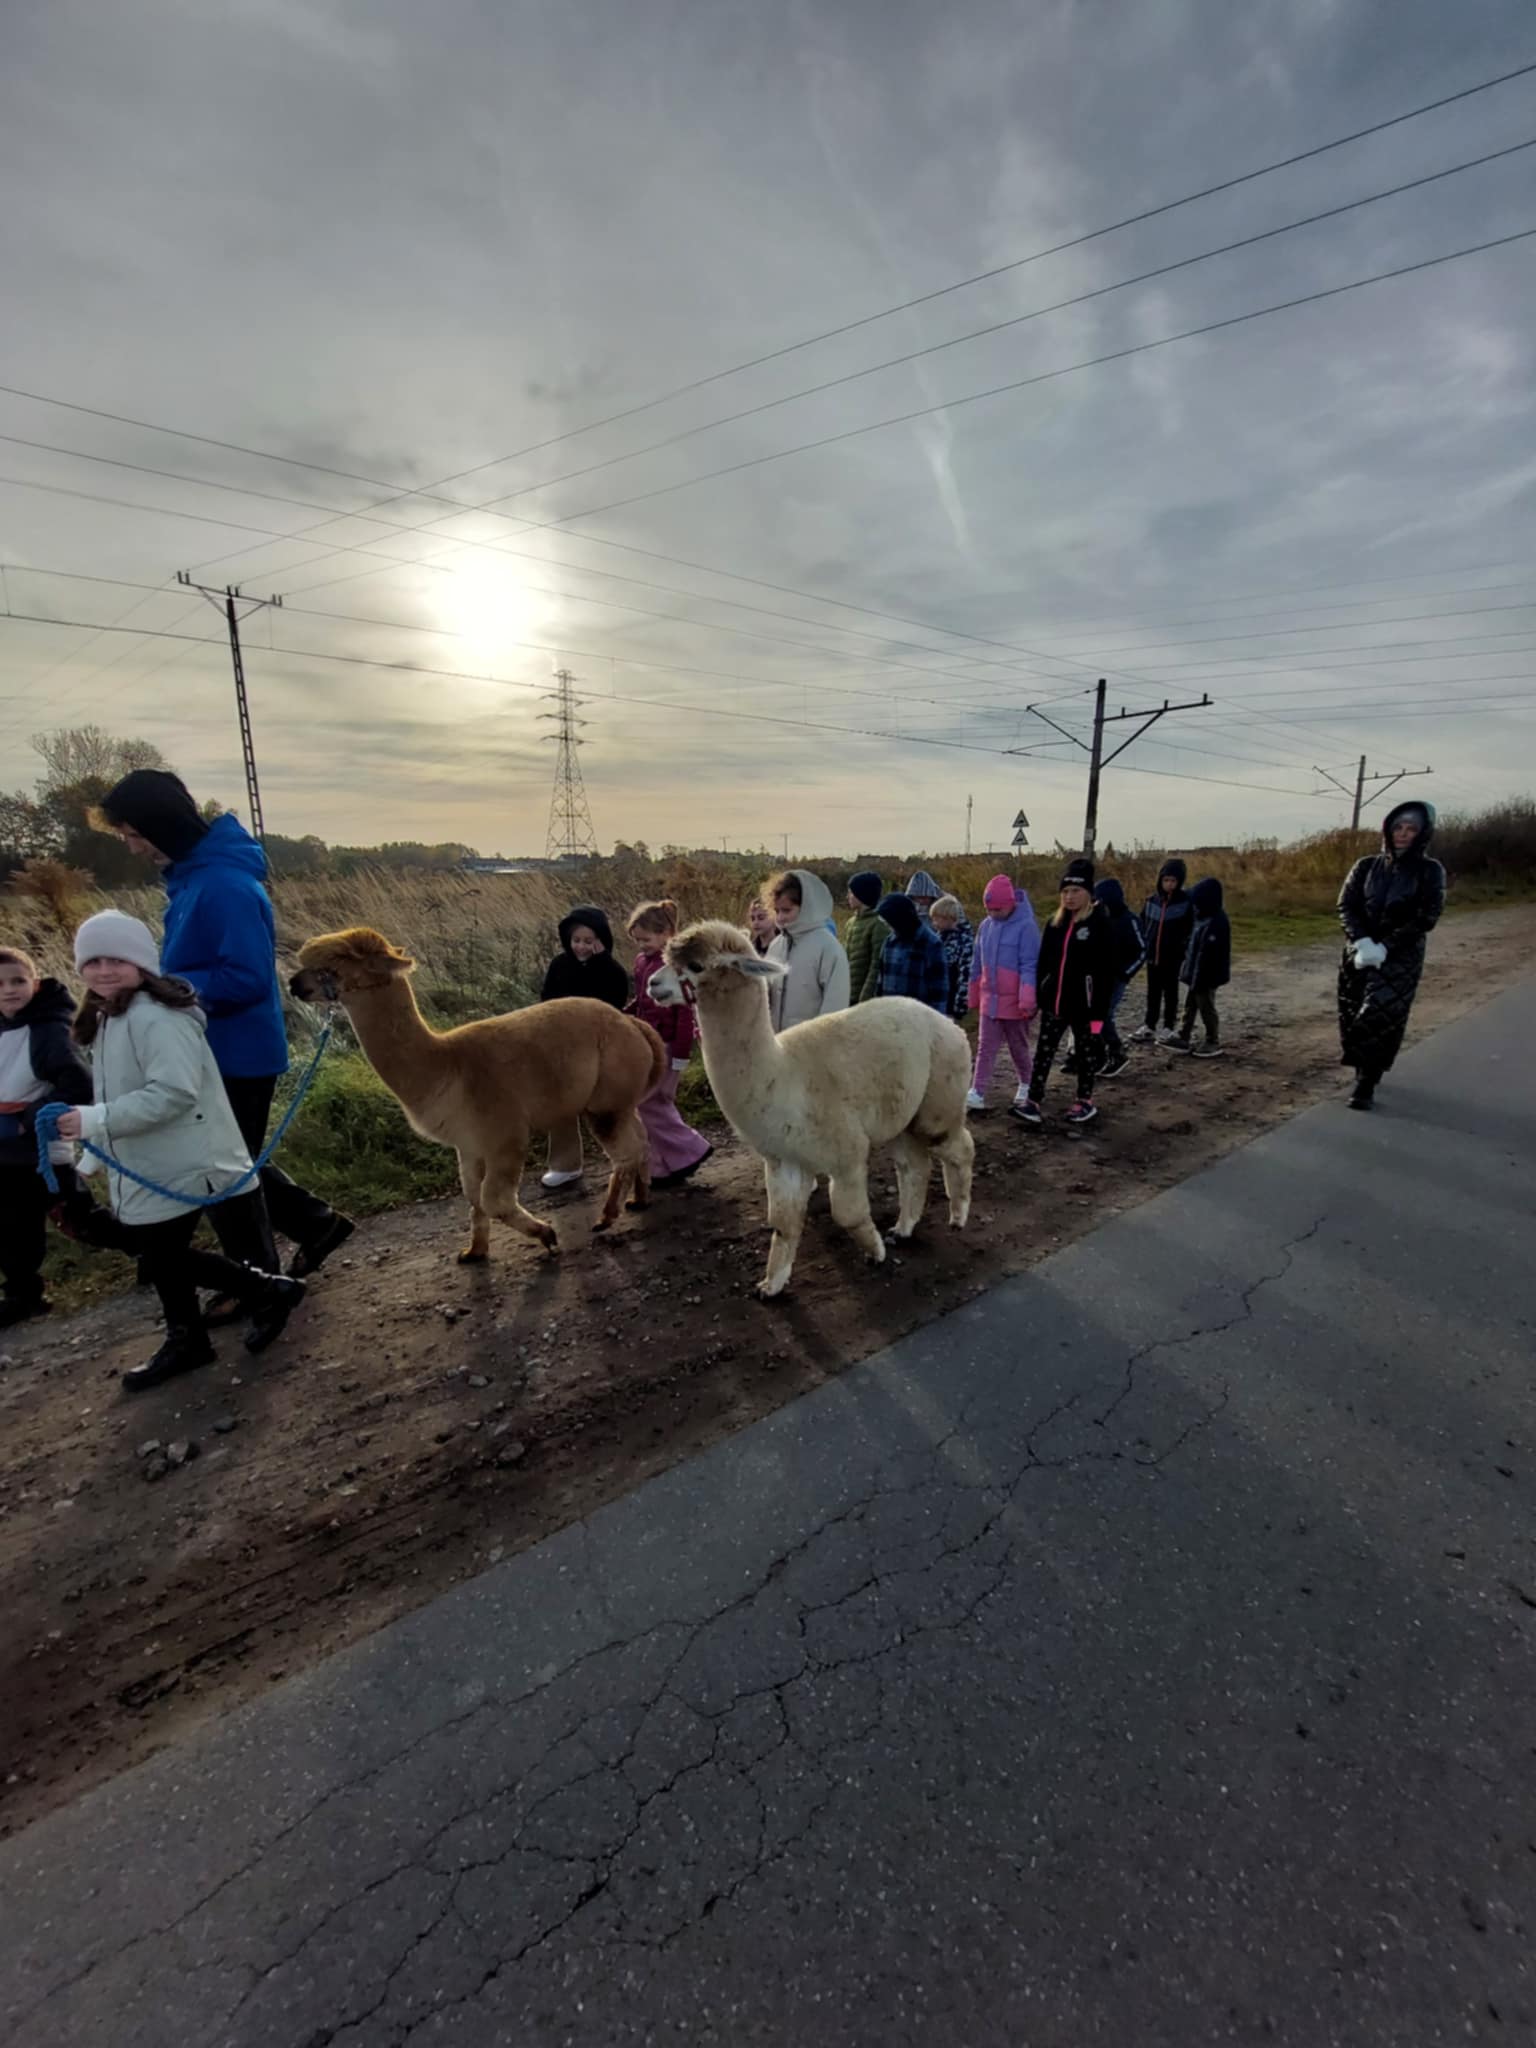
{"left": 1059, "top": 856, "right": 1095, "bottom": 891}
{"left": 848, "top": 870, "right": 883, "bottom": 908}
{"left": 100, "top": 770, "right": 210, "bottom": 863}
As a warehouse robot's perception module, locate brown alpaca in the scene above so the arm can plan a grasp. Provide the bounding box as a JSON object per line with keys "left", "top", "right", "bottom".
{"left": 290, "top": 927, "right": 665, "bottom": 1259}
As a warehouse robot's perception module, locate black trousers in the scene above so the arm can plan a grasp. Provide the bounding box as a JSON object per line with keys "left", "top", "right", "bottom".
{"left": 219, "top": 1073, "right": 335, "bottom": 1258}
{"left": 0, "top": 1161, "right": 62, "bottom": 1305}
{"left": 1029, "top": 1012, "right": 1099, "bottom": 1103}
{"left": 1144, "top": 961, "right": 1181, "bottom": 1031}
{"left": 79, "top": 1191, "right": 275, "bottom": 1333}
{"left": 1180, "top": 988, "right": 1220, "bottom": 1044}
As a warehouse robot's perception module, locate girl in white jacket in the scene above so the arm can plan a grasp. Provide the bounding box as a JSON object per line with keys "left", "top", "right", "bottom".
{"left": 54, "top": 911, "right": 305, "bottom": 1392}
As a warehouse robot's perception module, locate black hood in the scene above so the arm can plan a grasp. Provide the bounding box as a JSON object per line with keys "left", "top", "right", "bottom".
{"left": 1382, "top": 800, "right": 1436, "bottom": 858}
{"left": 1093, "top": 878, "right": 1128, "bottom": 913}
{"left": 100, "top": 769, "right": 210, "bottom": 862}
{"left": 877, "top": 892, "right": 922, "bottom": 940}
{"left": 1190, "top": 877, "right": 1224, "bottom": 915}
{"left": 2, "top": 976, "right": 76, "bottom": 1032}
{"left": 557, "top": 904, "right": 615, "bottom": 954}
{"left": 1158, "top": 858, "right": 1187, "bottom": 889}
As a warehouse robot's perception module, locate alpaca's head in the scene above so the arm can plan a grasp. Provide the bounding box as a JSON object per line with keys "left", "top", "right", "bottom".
{"left": 651, "top": 919, "right": 786, "bottom": 1005}
{"left": 291, "top": 926, "right": 416, "bottom": 1002}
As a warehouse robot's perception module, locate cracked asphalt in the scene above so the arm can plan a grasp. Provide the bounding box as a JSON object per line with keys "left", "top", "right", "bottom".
{"left": 3, "top": 981, "right": 1534, "bottom": 2047}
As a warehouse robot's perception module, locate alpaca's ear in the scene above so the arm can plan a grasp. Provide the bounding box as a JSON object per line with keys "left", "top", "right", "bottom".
{"left": 732, "top": 954, "right": 787, "bottom": 981}
{"left": 386, "top": 947, "right": 416, "bottom": 972}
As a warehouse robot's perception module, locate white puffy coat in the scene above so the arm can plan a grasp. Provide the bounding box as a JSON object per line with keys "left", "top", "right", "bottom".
{"left": 78, "top": 991, "right": 254, "bottom": 1225}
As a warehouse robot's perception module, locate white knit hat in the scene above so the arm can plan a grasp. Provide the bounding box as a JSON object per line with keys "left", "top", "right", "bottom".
{"left": 74, "top": 909, "right": 162, "bottom": 978}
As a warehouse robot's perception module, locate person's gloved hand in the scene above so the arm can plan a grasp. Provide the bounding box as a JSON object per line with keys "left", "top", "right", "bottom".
{"left": 1353, "top": 938, "right": 1388, "bottom": 971}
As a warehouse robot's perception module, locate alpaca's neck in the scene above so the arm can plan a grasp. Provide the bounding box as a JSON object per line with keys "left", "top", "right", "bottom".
{"left": 341, "top": 982, "right": 444, "bottom": 1102}
{"left": 695, "top": 982, "right": 786, "bottom": 1121}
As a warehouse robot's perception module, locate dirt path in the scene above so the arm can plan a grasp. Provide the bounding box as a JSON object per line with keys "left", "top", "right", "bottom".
{"left": 3, "top": 907, "right": 1533, "bottom": 1833}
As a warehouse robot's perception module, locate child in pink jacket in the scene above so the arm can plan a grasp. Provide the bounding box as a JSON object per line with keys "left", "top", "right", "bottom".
{"left": 966, "top": 876, "right": 1040, "bottom": 1112}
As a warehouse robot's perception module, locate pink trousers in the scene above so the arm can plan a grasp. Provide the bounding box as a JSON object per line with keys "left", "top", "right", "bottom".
{"left": 638, "top": 1066, "right": 712, "bottom": 1178}
{"left": 972, "top": 1013, "right": 1034, "bottom": 1096}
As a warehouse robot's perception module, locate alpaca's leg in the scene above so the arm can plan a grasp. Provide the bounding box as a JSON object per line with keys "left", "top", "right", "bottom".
{"left": 588, "top": 1107, "right": 649, "bottom": 1228}
{"left": 456, "top": 1151, "right": 491, "bottom": 1264}
{"left": 477, "top": 1149, "right": 559, "bottom": 1255}
{"left": 887, "top": 1131, "right": 932, "bottom": 1241}
{"left": 933, "top": 1121, "right": 975, "bottom": 1229}
{"left": 759, "top": 1158, "right": 815, "bottom": 1298}
{"left": 827, "top": 1159, "right": 886, "bottom": 1265}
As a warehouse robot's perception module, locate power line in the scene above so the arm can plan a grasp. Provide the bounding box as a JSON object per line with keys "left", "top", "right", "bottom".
{"left": 548, "top": 227, "right": 1536, "bottom": 526}
{"left": 1049, "top": 597, "right": 1536, "bottom": 657}
{"left": 0, "top": 607, "right": 1342, "bottom": 799}
{"left": 2, "top": 564, "right": 1360, "bottom": 777}
{"left": 328, "top": 57, "right": 1536, "bottom": 500}
{"left": 465, "top": 137, "right": 1536, "bottom": 517}
{"left": 1012, "top": 570, "right": 1535, "bottom": 639}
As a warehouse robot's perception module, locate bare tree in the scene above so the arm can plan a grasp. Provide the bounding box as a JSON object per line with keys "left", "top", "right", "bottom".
{"left": 30, "top": 725, "right": 166, "bottom": 796}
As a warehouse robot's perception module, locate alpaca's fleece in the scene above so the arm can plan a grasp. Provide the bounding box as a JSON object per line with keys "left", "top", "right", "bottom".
{"left": 292, "top": 926, "right": 666, "bottom": 1256}
{"left": 658, "top": 920, "right": 973, "bottom": 1296}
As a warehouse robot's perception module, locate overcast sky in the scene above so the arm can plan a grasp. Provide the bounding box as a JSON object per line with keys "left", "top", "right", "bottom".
{"left": 2, "top": 0, "right": 1533, "bottom": 859}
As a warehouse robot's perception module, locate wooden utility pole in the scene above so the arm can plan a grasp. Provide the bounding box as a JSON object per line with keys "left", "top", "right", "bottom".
{"left": 176, "top": 572, "right": 281, "bottom": 840}
{"left": 1011, "top": 679, "right": 1212, "bottom": 859}
{"left": 965, "top": 793, "right": 973, "bottom": 855}
{"left": 1314, "top": 758, "right": 1433, "bottom": 830}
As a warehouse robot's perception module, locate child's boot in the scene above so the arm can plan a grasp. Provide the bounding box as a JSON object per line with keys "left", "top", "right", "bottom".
{"left": 122, "top": 1326, "right": 217, "bottom": 1393}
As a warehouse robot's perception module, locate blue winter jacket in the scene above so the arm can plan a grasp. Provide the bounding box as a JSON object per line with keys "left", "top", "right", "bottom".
{"left": 159, "top": 815, "right": 289, "bottom": 1078}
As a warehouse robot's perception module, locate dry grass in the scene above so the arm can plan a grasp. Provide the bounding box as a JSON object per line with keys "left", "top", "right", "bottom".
{"left": 7, "top": 812, "right": 1532, "bottom": 1008}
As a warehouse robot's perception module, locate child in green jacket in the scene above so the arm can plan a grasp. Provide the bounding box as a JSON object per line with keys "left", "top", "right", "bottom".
{"left": 843, "top": 872, "right": 884, "bottom": 1004}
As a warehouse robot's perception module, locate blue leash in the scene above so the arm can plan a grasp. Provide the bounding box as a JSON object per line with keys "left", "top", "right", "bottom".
{"left": 35, "top": 1018, "right": 334, "bottom": 1206}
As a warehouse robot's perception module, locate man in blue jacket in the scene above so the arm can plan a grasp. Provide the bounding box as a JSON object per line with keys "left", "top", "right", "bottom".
{"left": 100, "top": 770, "right": 352, "bottom": 1283}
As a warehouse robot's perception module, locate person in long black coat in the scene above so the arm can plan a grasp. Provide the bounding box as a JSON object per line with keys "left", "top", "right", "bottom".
{"left": 1337, "top": 800, "right": 1446, "bottom": 1110}
{"left": 538, "top": 905, "right": 631, "bottom": 1185}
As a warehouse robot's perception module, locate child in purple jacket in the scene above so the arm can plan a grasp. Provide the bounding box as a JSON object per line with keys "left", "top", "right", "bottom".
{"left": 966, "top": 875, "right": 1040, "bottom": 1112}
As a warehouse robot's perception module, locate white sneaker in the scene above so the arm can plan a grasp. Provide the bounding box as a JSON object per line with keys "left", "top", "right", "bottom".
{"left": 541, "top": 1168, "right": 583, "bottom": 1189}
{"left": 1129, "top": 1024, "right": 1155, "bottom": 1043}
{"left": 965, "top": 1090, "right": 987, "bottom": 1112}
{"left": 1155, "top": 1026, "right": 1178, "bottom": 1044}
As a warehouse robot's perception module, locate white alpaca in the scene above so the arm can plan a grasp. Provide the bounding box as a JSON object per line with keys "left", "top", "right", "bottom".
{"left": 649, "top": 920, "right": 974, "bottom": 1297}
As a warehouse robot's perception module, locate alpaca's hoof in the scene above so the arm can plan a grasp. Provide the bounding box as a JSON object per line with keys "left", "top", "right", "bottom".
{"left": 457, "top": 1247, "right": 489, "bottom": 1265}
{"left": 624, "top": 1198, "right": 648, "bottom": 1213}
{"left": 591, "top": 1216, "right": 613, "bottom": 1234}
{"left": 756, "top": 1277, "right": 789, "bottom": 1301}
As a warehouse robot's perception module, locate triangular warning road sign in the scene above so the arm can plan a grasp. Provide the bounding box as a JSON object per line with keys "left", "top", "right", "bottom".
{"left": 1012, "top": 810, "right": 1030, "bottom": 829}
{"left": 1011, "top": 829, "right": 1029, "bottom": 848}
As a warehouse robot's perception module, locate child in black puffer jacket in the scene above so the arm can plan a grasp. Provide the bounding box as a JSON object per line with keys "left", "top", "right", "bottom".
{"left": 1171, "top": 878, "right": 1231, "bottom": 1059}
{"left": 1134, "top": 858, "right": 1195, "bottom": 1042}
{"left": 1014, "top": 860, "right": 1117, "bottom": 1128}
{"left": 0, "top": 948, "right": 93, "bottom": 1326}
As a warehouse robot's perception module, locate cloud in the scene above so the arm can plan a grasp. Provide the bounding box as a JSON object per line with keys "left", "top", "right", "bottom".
{"left": 2, "top": 0, "right": 1533, "bottom": 857}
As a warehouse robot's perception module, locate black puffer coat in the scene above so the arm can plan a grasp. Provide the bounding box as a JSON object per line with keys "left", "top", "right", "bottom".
{"left": 1139, "top": 859, "right": 1196, "bottom": 970}
{"left": 1180, "top": 879, "right": 1232, "bottom": 990}
{"left": 1337, "top": 802, "right": 1446, "bottom": 1072}
{"left": 539, "top": 905, "right": 631, "bottom": 1010}
{"left": 0, "top": 978, "right": 93, "bottom": 1167}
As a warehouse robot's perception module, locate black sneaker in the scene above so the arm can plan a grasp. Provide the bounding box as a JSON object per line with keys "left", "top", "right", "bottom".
{"left": 1099, "top": 1051, "right": 1131, "bottom": 1079}
{"left": 1191, "top": 1044, "right": 1225, "bottom": 1060}
{"left": 0, "top": 1296, "right": 50, "bottom": 1330}
{"left": 287, "top": 1212, "right": 355, "bottom": 1279}
{"left": 244, "top": 1275, "right": 308, "bottom": 1355}
{"left": 1009, "top": 1099, "right": 1045, "bottom": 1127}
{"left": 122, "top": 1327, "right": 217, "bottom": 1393}
{"left": 1064, "top": 1099, "right": 1099, "bottom": 1126}
{"left": 1166, "top": 1036, "right": 1194, "bottom": 1055}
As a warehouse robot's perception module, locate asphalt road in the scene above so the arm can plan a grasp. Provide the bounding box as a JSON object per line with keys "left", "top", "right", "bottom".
{"left": 3, "top": 981, "right": 1534, "bottom": 2047}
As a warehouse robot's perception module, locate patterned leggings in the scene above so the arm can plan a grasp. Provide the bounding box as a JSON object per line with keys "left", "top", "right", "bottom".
{"left": 1028, "top": 1012, "right": 1098, "bottom": 1103}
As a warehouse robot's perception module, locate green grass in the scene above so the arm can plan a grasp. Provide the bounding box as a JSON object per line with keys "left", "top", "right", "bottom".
{"left": 271, "top": 1050, "right": 461, "bottom": 1216}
